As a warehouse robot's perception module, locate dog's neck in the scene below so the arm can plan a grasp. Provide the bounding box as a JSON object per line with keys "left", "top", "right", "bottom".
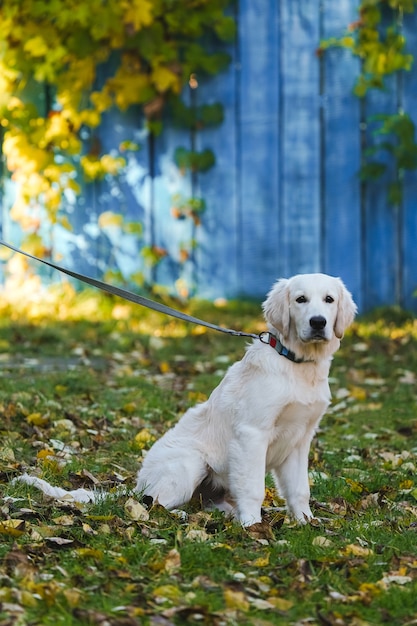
{"left": 266, "top": 325, "right": 340, "bottom": 366}
{"left": 260, "top": 331, "right": 312, "bottom": 364}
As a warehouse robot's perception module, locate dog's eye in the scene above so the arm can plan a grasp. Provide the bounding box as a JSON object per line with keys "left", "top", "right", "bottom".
{"left": 325, "top": 295, "right": 334, "bottom": 303}
{"left": 296, "top": 296, "right": 307, "bottom": 304}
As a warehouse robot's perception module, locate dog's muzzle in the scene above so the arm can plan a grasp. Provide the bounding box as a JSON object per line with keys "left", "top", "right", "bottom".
{"left": 308, "top": 316, "right": 327, "bottom": 341}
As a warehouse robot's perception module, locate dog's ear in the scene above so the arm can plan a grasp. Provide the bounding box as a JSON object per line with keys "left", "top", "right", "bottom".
{"left": 334, "top": 281, "right": 357, "bottom": 339}
{"left": 262, "top": 278, "right": 291, "bottom": 337}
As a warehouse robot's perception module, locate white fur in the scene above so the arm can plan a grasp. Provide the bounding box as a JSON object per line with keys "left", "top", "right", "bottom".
{"left": 135, "top": 273, "right": 357, "bottom": 526}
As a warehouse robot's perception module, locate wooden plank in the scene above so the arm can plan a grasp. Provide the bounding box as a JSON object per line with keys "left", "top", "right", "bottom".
{"left": 321, "top": 0, "right": 363, "bottom": 309}
{"left": 237, "top": 0, "right": 281, "bottom": 297}
{"left": 362, "top": 73, "right": 400, "bottom": 311}
{"left": 62, "top": 104, "right": 151, "bottom": 284}
{"left": 279, "top": 0, "right": 321, "bottom": 278}
{"left": 152, "top": 103, "right": 194, "bottom": 296}
{"left": 401, "top": 10, "right": 417, "bottom": 312}
{"left": 195, "top": 58, "right": 239, "bottom": 300}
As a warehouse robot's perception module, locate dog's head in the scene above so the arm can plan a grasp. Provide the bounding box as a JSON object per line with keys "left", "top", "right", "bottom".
{"left": 262, "top": 274, "right": 357, "bottom": 348}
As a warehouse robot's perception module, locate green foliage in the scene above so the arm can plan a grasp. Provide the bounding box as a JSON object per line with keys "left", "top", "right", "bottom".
{"left": 320, "top": 0, "right": 417, "bottom": 96}
{"left": 0, "top": 0, "right": 235, "bottom": 239}
{"left": 320, "top": 0, "right": 417, "bottom": 206}
{"left": 174, "top": 146, "right": 216, "bottom": 173}
{"left": 361, "top": 112, "right": 417, "bottom": 204}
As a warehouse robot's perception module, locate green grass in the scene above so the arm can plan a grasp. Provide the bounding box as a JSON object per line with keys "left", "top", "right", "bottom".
{"left": 1, "top": 290, "right": 417, "bottom": 625}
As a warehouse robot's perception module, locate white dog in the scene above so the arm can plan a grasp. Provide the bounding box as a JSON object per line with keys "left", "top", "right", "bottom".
{"left": 135, "top": 273, "right": 357, "bottom": 526}
{"left": 17, "top": 274, "right": 356, "bottom": 526}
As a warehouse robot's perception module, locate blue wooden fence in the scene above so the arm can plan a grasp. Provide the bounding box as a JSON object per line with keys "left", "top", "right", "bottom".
{"left": 1, "top": 0, "right": 417, "bottom": 312}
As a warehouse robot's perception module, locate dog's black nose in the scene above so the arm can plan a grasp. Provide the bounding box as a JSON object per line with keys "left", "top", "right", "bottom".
{"left": 310, "top": 316, "right": 327, "bottom": 330}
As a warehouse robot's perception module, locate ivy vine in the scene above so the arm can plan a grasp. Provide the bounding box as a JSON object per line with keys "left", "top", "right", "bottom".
{"left": 320, "top": 0, "right": 417, "bottom": 206}
{"left": 0, "top": 0, "right": 235, "bottom": 290}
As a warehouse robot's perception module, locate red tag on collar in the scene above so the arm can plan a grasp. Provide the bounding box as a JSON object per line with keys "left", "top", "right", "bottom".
{"left": 269, "top": 335, "right": 277, "bottom": 349}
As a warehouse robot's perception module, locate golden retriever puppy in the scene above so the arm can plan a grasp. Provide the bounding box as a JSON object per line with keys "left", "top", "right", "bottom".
{"left": 135, "top": 273, "right": 356, "bottom": 525}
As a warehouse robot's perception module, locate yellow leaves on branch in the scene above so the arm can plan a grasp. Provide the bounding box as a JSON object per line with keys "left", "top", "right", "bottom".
{"left": 152, "top": 65, "right": 181, "bottom": 94}
{"left": 0, "top": 0, "right": 233, "bottom": 234}
{"left": 80, "top": 154, "right": 126, "bottom": 181}
{"left": 0, "top": 0, "right": 157, "bottom": 226}
{"left": 121, "top": 0, "right": 153, "bottom": 32}
{"left": 24, "top": 35, "right": 50, "bottom": 58}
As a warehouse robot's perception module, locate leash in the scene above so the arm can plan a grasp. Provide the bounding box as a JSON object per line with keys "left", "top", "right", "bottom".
{"left": 0, "top": 240, "right": 312, "bottom": 362}
{"left": 0, "top": 240, "right": 259, "bottom": 340}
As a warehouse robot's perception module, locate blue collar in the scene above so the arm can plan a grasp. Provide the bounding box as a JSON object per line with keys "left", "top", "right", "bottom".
{"left": 258, "top": 331, "right": 312, "bottom": 364}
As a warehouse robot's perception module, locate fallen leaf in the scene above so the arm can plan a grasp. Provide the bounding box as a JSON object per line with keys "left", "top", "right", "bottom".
{"left": 223, "top": 588, "right": 250, "bottom": 611}
{"left": 266, "top": 597, "right": 294, "bottom": 611}
{"left": 185, "top": 528, "right": 210, "bottom": 542}
{"left": 164, "top": 548, "right": 181, "bottom": 574}
{"left": 312, "top": 536, "right": 333, "bottom": 548}
{"left": 45, "top": 537, "right": 74, "bottom": 547}
{"left": 341, "top": 544, "right": 373, "bottom": 557}
{"left": 0, "top": 519, "right": 26, "bottom": 537}
{"left": 252, "top": 553, "right": 270, "bottom": 567}
{"left": 380, "top": 574, "right": 412, "bottom": 586}
{"left": 52, "top": 515, "right": 74, "bottom": 526}
{"left": 153, "top": 584, "right": 182, "bottom": 603}
{"left": 75, "top": 548, "right": 104, "bottom": 560}
{"left": 124, "top": 497, "right": 149, "bottom": 521}
{"left": 62, "top": 587, "right": 82, "bottom": 607}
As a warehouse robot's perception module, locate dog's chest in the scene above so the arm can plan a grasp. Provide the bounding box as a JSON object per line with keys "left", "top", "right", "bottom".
{"left": 265, "top": 399, "right": 327, "bottom": 469}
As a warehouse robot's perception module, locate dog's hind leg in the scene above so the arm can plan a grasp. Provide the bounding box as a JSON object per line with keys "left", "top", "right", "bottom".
{"left": 135, "top": 440, "right": 208, "bottom": 510}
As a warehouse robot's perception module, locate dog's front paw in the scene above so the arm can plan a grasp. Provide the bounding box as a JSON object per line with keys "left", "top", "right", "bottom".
{"left": 236, "top": 511, "right": 262, "bottom": 527}
{"left": 290, "top": 508, "right": 314, "bottom": 525}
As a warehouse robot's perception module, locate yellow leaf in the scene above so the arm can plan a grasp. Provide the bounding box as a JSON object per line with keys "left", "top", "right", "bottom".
{"left": 122, "top": 0, "right": 153, "bottom": 31}
{"left": 159, "top": 361, "right": 171, "bottom": 374}
{"left": 312, "top": 536, "right": 333, "bottom": 548}
{"left": 53, "top": 384, "right": 68, "bottom": 397}
{"left": 152, "top": 584, "right": 181, "bottom": 602}
{"left": 90, "top": 90, "right": 113, "bottom": 113}
{"left": 359, "top": 582, "right": 382, "bottom": 596}
{"left": 164, "top": 548, "right": 181, "bottom": 574}
{"left": 62, "top": 588, "right": 82, "bottom": 607}
{"left": 345, "top": 478, "right": 365, "bottom": 494}
{"left": 75, "top": 548, "right": 104, "bottom": 560}
{"left": 267, "top": 597, "right": 294, "bottom": 611}
{"left": 25, "top": 581, "right": 60, "bottom": 606}
{"left": 341, "top": 543, "right": 374, "bottom": 557}
{"left": 79, "top": 109, "right": 101, "bottom": 128}
{"left": 224, "top": 588, "right": 250, "bottom": 611}
{"left": 122, "top": 401, "right": 137, "bottom": 415}
{"left": 20, "top": 589, "right": 38, "bottom": 607}
{"left": 124, "top": 497, "right": 149, "bottom": 521}
{"left": 0, "top": 519, "right": 26, "bottom": 537}
{"left": 253, "top": 553, "right": 270, "bottom": 567}
{"left": 350, "top": 386, "right": 367, "bottom": 401}
{"left": 100, "top": 154, "right": 126, "bottom": 176}
{"left": 24, "top": 36, "right": 49, "bottom": 57}
{"left": 98, "top": 211, "right": 124, "bottom": 229}
{"left": 80, "top": 155, "right": 104, "bottom": 180}
{"left": 36, "top": 448, "right": 56, "bottom": 460}
{"left": 135, "top": 428, "right": 155, "bottom": 449}
{"left": 185, "top": 528, "right": 210, "bottom": 542}
{"left": 0, "top": 447, "right": 15, "bottom": 462}
{"left": 152, "top": 65, "right": 180, "bottom": 93}
{"left": 27, "top": 412, "right": 49, "bottom": 427}
{"left": 52, "top": 515, "right": 74, "bottom": 526}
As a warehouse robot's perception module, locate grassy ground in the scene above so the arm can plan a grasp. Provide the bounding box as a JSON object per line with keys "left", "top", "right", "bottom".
{"left": 1, "top": 286, "right": 417, "bottom": 625}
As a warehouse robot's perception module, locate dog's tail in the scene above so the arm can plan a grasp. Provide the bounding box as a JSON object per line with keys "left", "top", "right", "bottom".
{"left": 13, "top": 473, "right": 101, "bottom": 503}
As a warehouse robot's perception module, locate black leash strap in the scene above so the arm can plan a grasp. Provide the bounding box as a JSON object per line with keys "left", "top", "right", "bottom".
{"left": 0, "top": 240, "right": 259, "bottom": 340}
